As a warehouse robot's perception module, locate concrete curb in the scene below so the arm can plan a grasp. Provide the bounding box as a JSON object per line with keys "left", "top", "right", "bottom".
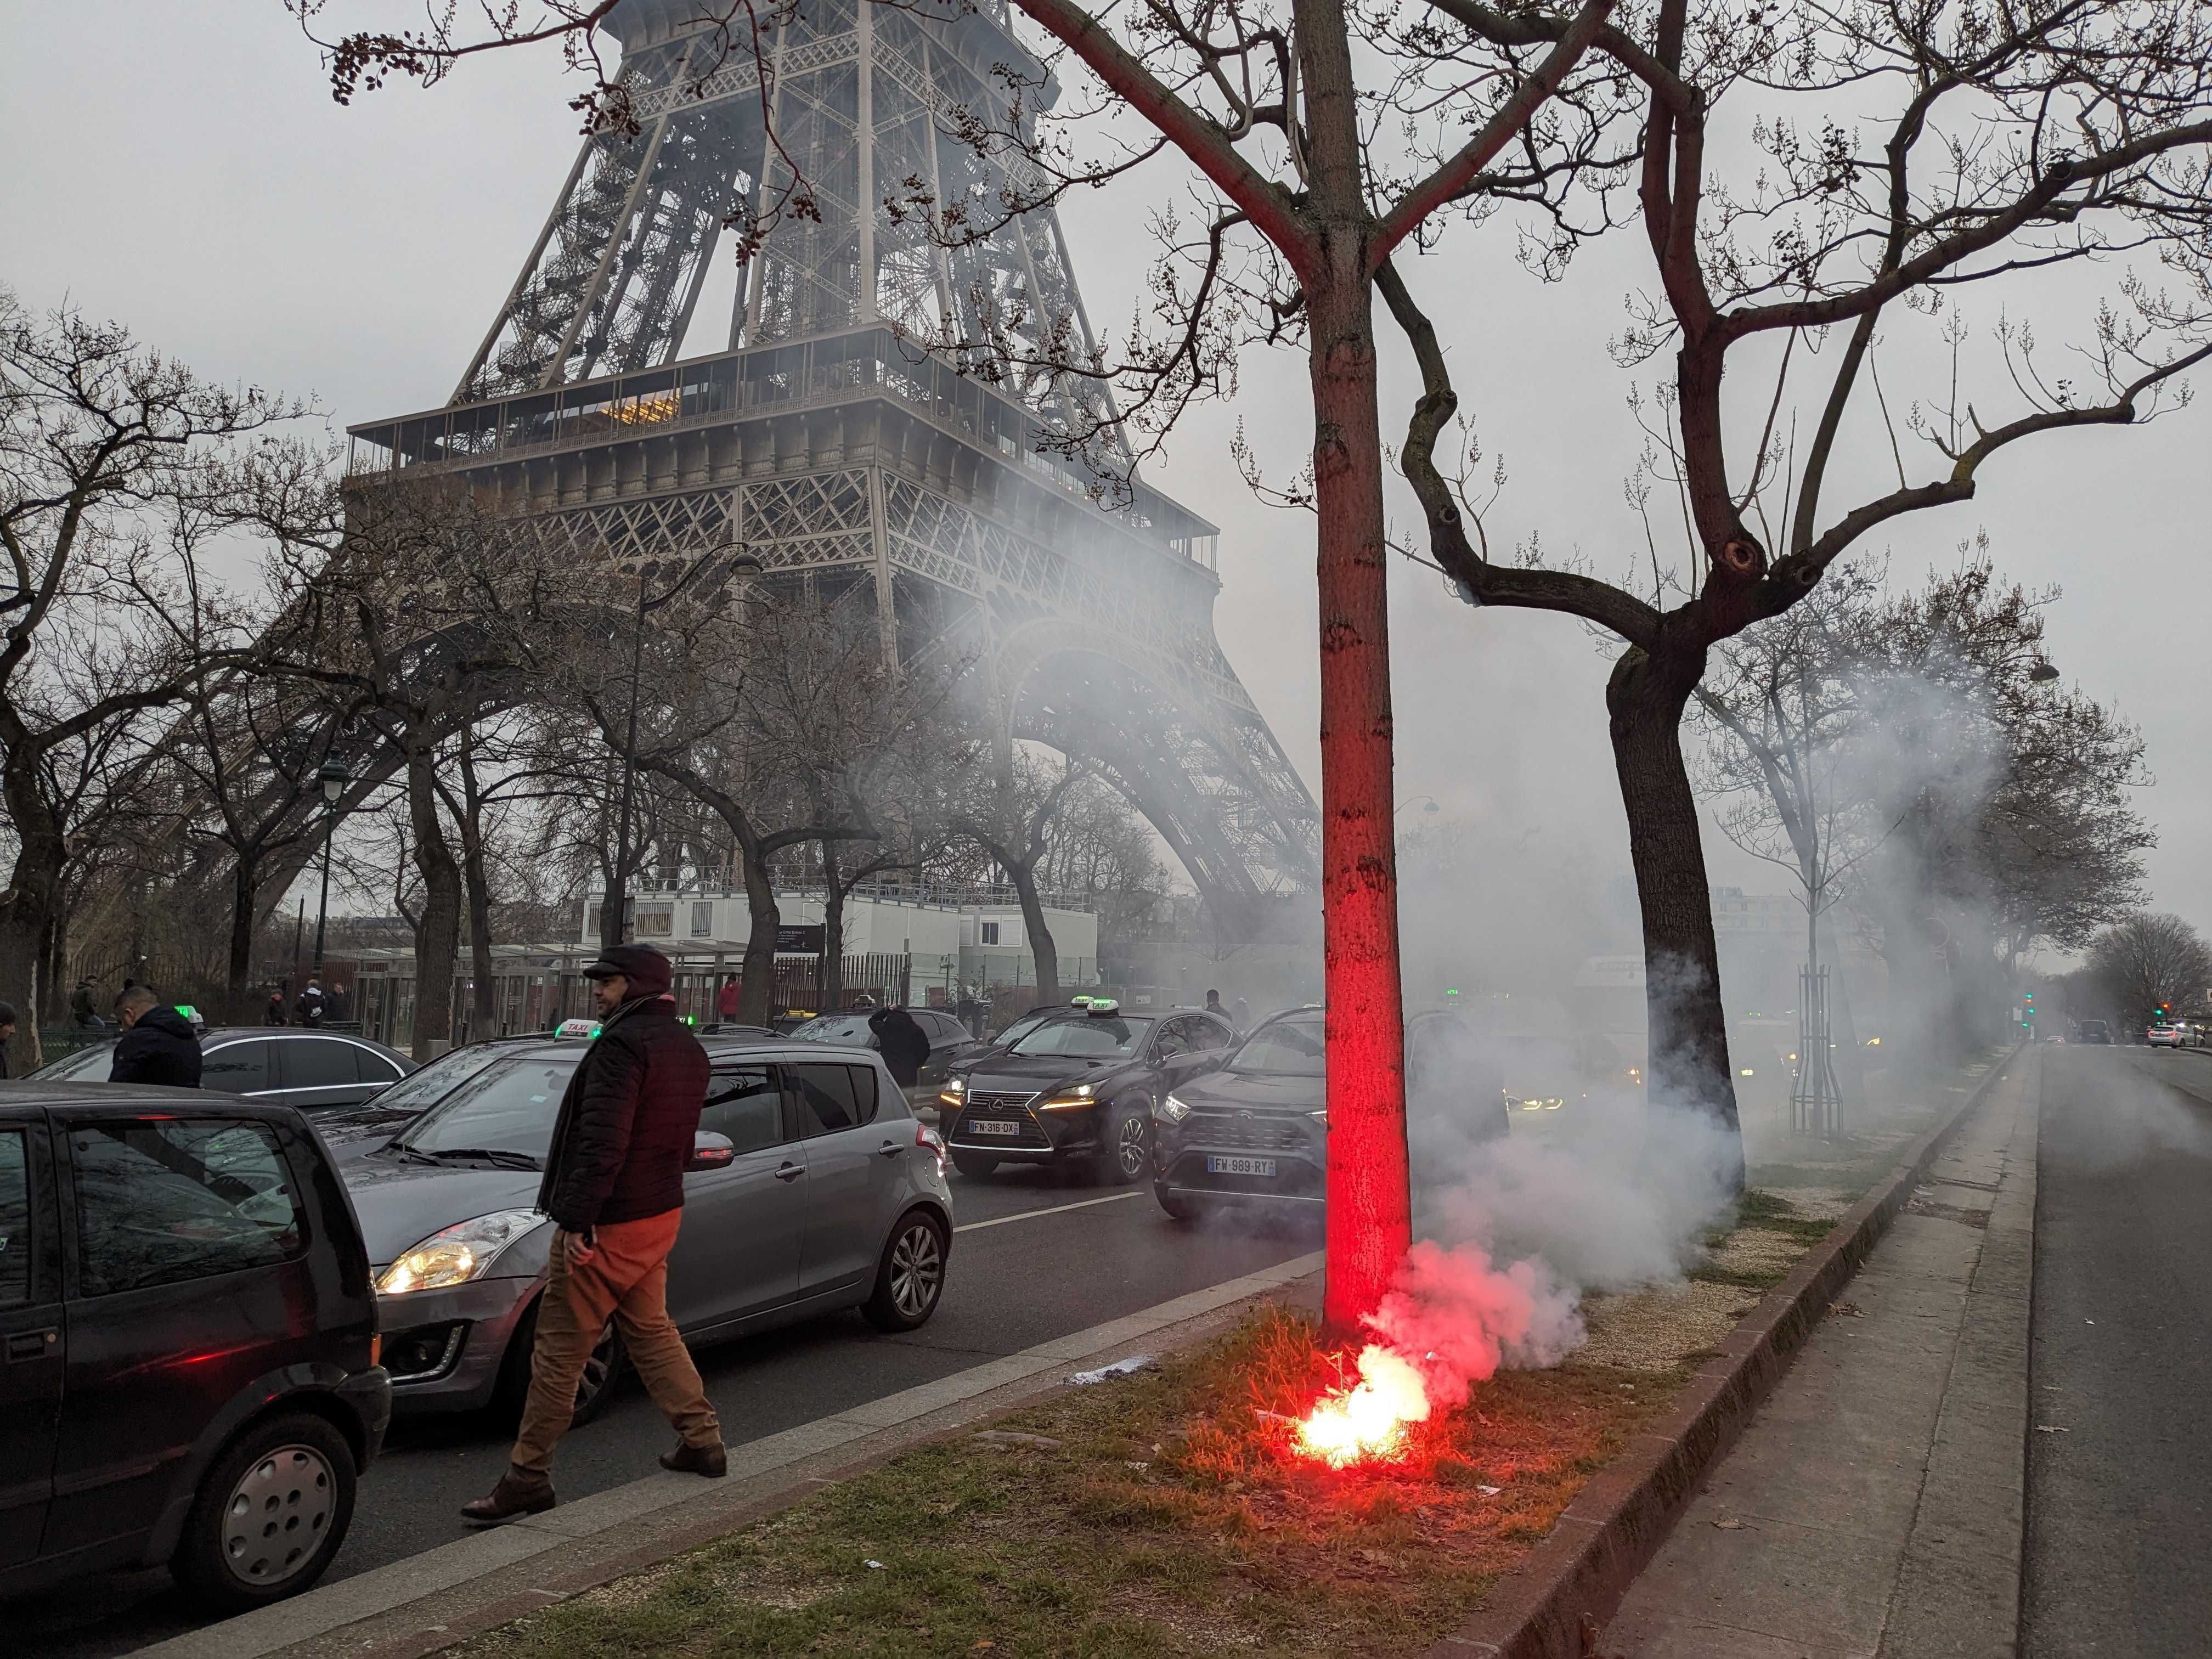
{"left": 1423, "top": 1045, "right": 2028, "bottom": 1659}
{"left": 136, "top": 1251, "right": 1322, "bottom": 1659}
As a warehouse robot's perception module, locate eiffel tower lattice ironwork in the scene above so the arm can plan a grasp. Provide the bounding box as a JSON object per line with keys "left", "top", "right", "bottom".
{"left": 347, "top": 0, "right": 1319, "bottom": 927}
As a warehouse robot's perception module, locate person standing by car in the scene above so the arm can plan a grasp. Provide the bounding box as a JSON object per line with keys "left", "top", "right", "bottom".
{"left": 461, "top": 943, "right": 726, "bottom": 1526}
{"left": 869, "top": 1003, "right": 931, "bottom": 1089}
{"left": 109, "top": 985, "right": 203, "bottom": 1087}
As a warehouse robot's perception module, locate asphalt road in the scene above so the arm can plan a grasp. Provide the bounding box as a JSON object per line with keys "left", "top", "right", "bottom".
{"left": 12, "top": 1155, "right": 1316, "bottom": 1658}
{"left": 2023, "top": 1043, "right": 2212, "bottom": 1658}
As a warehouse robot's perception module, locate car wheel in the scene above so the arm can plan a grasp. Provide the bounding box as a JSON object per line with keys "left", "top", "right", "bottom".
{"left": 1153, "top": 1183, "right": 1197, "bottom": 1224}
{"left": 1098, "top": 1106, "right": 1148, "bottom": 1185}
{"left": 863, "top": 1209, "right": 949, "bottom": 1331}
{"left": 171, "top": 1412, "right": 356, "bottom": 1613}
{"left": 951, "top": 1152, "right": 998, "bottom": 1179}
{"left": 496, "top": 1302, "right": 629, "bottom": 1427}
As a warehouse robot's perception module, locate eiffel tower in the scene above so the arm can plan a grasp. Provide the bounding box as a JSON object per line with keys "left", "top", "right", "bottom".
{"left": 346, "top": 0, "right": 1318, "bottom": 927}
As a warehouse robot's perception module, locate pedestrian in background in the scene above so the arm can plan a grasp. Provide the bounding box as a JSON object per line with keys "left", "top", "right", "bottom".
{"left": 1204, "top": 989, "right": 1226, "bottom": 1019}
{"left": 715, "top": 974, "right": 741, "bottom": 1020}
{"left": 870, "top": 1003, "right": 930, "bottom": 1089}
{"left": 0, "top": 1001, "right": 15, "bottom": 1079}
{"left": 462, "top": 943, "right": 724, "bottom": 1526}
{"left": 264, "top": 989, "right": 288, "bottom": 1026}
{"left": 109, "top": 988, "right": 201, "bottom": 1087}
{"left": 294, "top": 978, "right": 326, "bottom": 1027}
{"left": 69, "top": 979, "right": 97, "bottom": 1028}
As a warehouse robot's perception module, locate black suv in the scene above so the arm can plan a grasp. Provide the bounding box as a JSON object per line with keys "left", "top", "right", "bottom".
{"left": 1149, "top": 1007, "right": 1511, "bottom": 1220}
{"left": 0, "top": 1086, "right": 390, "bottom": 1610}
{"left": 940, "top": 1001, "right": 1238, "bottom": 1182}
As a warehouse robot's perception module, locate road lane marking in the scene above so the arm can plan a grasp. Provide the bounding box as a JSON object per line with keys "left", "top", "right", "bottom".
{"left": 955, "top": 1190, "right": 1144, "bottom": 1233}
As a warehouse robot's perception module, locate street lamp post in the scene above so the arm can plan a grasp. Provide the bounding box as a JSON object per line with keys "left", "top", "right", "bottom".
{"left": 312, "top": 754, "right": 350, "bottom": 980}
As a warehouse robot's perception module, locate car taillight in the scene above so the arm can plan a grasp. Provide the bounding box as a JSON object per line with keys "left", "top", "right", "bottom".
{"left": 917, "top": 1121, "right": 945, "bottom": 1171}
{"left": 370, "top": 1333, "right": 382, "bottom": 1367}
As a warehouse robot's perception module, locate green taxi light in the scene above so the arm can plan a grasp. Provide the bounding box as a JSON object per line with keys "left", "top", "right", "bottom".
{"left": 1070, "top": 995, "right": 1094, "bottom": 1007}
{"left": 174, "top": 1005, "right": 201, "bottom": 1022}
{"left": 1085, "top": 997, "right": 1121, "bottom": 1015}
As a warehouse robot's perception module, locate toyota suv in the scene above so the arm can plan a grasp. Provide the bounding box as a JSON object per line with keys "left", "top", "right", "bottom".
{"left": 0, "top": 1087, "right": 390, "bottom": 1611}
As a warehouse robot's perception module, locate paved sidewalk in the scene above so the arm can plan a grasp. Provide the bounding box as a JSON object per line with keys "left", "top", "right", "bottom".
{"left": 1599, "top": 1054, "right": 2039, "bottom": 1659}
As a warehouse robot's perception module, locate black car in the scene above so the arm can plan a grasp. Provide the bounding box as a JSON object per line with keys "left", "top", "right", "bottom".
{"left": 1149, "top": 1007, "right": 1511, "bottom": 1221}
{"left": 28, "top": 1026, "right": 416, "bottom": 1111}
{"left": 787, "top": 1007, "right": 981, "bottom": 1088}
{"left": 940, "top": 1001, "right": 1238, "bottom": 1182}
{"left": 0, "top": 1087, "right": 390, "bottom": 1610}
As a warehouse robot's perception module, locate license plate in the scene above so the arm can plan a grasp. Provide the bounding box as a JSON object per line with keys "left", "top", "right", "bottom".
{"left": 1206, "top": 1155, "right": 1276, "bottom": 1176}
{"left": 970, "top": 1119, "right": 1024, "bottom": 1137}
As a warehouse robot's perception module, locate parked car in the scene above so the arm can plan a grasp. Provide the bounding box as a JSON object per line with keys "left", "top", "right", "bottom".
{"left": 0, "top": 1087, "right": 390, "bottom": 1610}
{"left": 28, "top": 1026, "right": 415, "bottom": 1111}
{"left": 1149, "top": 1007, "right": 1513, "bottom": 1222}
{"left": 2147, "top": 1022, "right": 2187, "bottom": 1049}
{"left": 343, "top": 1032, "right": 952, "bottom": 1420}
{"left": 787, "top": 1008, "right": 980, "bottom": 1087}
{"left": 940, "top": 1001, "right": 1239, "bottom": 1182}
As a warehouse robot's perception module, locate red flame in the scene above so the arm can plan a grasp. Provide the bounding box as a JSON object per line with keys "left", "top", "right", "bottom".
{"left": 1295, "top": 1344, "right": 1432, "bottom": 1467}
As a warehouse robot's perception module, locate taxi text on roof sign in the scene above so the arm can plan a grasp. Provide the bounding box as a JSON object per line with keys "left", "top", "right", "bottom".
{"left": 556, "top": 1017, "right": 601, "bottom": 1039}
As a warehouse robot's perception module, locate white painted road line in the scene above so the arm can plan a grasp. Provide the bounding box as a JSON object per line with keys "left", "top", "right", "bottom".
{"left": 955, "top": 1190, "right": 1144, "bottom": 1232}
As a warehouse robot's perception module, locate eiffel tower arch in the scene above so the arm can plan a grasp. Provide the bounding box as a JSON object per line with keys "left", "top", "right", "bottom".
{"left": 347, "top": 0, "right": 1319, "bottom": 928}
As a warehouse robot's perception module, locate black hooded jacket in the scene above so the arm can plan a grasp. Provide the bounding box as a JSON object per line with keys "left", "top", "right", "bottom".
{"left": 869, "top": 1007, "right": 932, "bottom": 1087}
{"left": 110, "top": 1007, "right": 204, "bottom": 1088}
{"left": 536, "top": 997, "right": 710, "bottom": 1232}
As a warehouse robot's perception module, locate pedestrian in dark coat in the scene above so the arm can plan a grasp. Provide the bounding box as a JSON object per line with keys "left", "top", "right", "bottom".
{"left": 869, "top": 1005, "right": 932, "bottom": 1088}
{"left": 69, "top": 980, "right": 97, "bottom": 1027}
{"left": 264, "top": 991, "right": 287, "bottom": 1026}
{"left": 462, "top": 943, "right": 724, "bottom": 1528}
{"left": 109, "top": 987, "right": 202, "bottom": 1087}
{"left": 294, "top": 979, "right": 326, "bottom": 1027}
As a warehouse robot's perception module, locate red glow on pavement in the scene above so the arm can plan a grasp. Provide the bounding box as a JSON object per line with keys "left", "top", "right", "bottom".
{"left": 1296, "top": 1344, "right": 1431, "bottom": 1468}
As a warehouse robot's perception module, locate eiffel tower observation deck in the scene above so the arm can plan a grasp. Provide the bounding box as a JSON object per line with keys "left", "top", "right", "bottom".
{"left": 346, "top": 0, "right": 1319, "bottom": 927}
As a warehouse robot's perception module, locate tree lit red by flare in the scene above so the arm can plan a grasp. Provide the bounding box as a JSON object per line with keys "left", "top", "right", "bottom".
{"left": 1295, "top": 1345, "right": 1432, "bottom": 1468}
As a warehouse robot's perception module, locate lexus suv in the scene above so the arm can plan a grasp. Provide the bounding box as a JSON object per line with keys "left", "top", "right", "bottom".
{"left": 1149, "top": 1006, "right": 1511, "bottom": 1221}
{"left": 940, "top": 1000, "right": 1238, "bottom": 1182}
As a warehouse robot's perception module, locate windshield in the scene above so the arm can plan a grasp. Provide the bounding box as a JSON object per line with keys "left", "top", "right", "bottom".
{"left": 791, "top": 1014, "right": 877, "bottom": 1044}
{"left": 990, "top": 1011, "right": 1054, "bottom": 1048}
{"left": 27, "top": 1042, "right": 120, "bottom": 1082}
{"left": 393, "top": 1053, "right": 582, "bottom": 1160}
{"left": 1229, "top": 1015, "right": 1326, "bottom": 1077}
{"left": 362, "top": 1044, "right": 506, "bottom": 1117}
{"left": 1007, "top": 1015, "right": 1152, "bottom": 1059}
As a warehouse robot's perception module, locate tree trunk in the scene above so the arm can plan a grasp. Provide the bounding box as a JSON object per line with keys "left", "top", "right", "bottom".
{"left": 38, "top": 910, "right": 66, "bottom": 1027}
{"left": 1306, "top": 262, "right": 1411, "bottom": 1331}
{"left": 228, "top": 853, "right": 260, "bottom": 1023}
{"left": 737, "top": 837, "right": 781, "bottom": 1028}
{"left": 0, "top": 759, "right": 65, "bottom": 1076}
{"left": 405, "top": 735, "right": 463, "bottom": 1060}
{"left": 820, "top": 842, "right": 847, "bottom": 1012}
{"left": 1007, "top": 859, "right": 1060, "bottom": 1007}
{"left": 1607, "top": 643, "right": 1746, "bottom": 1192}
{"left": 455, "top": 733, "right": 496, "bottom": 1040}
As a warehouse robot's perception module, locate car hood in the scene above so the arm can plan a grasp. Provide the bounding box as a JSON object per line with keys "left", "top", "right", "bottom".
{"left": 342, "top": 1153, "right": 546, "bottom": 1267}
{"left": 1166, "top": 1069, "right": 1324, "bottom": 1114}
{"left": 963, "top": 1053, "right": 1131, "bottom": 1095}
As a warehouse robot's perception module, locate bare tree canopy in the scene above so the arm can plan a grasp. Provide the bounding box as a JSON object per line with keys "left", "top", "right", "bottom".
{"left": 2085, "top": 912, "right": 2212, "bottom": 1032}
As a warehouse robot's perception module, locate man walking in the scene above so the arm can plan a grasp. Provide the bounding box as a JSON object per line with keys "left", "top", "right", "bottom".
{"left": 109, "top": 988, "right": 202, "bottom": 1087}
{"left": 462, "top": 943, "right": 726, "bottom": 1525}
{"left": 869, "top": 1003, "right": 931, "bottom": 1089}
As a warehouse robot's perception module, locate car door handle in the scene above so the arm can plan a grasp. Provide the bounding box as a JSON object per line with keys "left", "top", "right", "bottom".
{"left": 773, "top": 1161, "right": 804, "bottom": 1183}
{"left": 877, "top": 1139, "right": 902, "bottom": 1158}
{"left": 5, "top": 1329, "right": 57, "bottom": 1362}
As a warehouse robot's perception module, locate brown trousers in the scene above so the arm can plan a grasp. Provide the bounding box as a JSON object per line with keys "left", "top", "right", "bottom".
{"left": 511, "top": 1209, "right": 721, "bottom": 1475}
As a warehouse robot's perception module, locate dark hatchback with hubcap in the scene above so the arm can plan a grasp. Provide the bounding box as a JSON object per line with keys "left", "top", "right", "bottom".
{"left": 939, "top": 1001, "right": 1238, "bottom": 1183}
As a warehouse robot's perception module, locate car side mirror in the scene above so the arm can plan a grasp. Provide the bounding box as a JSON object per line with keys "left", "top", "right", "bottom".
{"left": 686, "top": 1131, "right": 736, "bottom": 1173}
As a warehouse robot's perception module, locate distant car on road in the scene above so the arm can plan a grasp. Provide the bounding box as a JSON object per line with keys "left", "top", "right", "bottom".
{"left": 941, "top": 1001, "right": 1238, "bottom": 1183}
{"left": 27, "top": 1026, "right": 415, "bottom": 1111}
{"left": 1149, "top": 1007, "right": 1512, "bottom": 1222}
{"left": 787, "top": 1007, "right": 980, "bottom": 1087}
{"left": 0, "top": 1086, "right": 389, "bottom": 1611}
{"left": 342, "top": 1031, "right": 952, "bottom": 1421}
{"left": 2076, "top": 1019, "right": 2113, "bottom": 1045}
{"left": 2147, "top": 1023, "right": 2187, "bottom": 1048}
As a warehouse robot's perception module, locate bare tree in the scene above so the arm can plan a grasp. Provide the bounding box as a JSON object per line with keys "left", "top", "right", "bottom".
{"left": 2087, "top": 913, "right": 2212, "bottom": 1036}
{"left": 952, "top": 748, "right": 1092, "bottom": 1006}
{"left": 1, "top": 290, "right": 303, "bottom": 1069}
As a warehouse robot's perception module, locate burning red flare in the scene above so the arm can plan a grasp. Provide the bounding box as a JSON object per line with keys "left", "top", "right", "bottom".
{"left": 1296, "top": 1344, "right": 1432, "bottom": 1468}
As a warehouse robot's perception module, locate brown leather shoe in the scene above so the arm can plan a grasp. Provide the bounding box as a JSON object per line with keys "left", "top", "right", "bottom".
{"left": 659, "top": 1438, "right": 727, "bottom": 1478}
{"left": 460, "top": 1466, "right": 557, "bottom": 1526}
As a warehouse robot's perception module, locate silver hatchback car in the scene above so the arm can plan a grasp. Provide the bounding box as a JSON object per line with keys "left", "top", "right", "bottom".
{"left": 329, "top": 1032, "right": 953, "bottom": 1420}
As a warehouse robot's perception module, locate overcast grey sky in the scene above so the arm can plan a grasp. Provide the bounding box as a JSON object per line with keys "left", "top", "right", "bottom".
{"left": 4, "top": 6, "right": 2204, "bottom": 961}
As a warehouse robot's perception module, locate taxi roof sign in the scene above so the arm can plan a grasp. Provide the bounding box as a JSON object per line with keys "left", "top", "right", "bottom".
{"left": 1084, "top": 997, "right": 1121, "bottom": 1015}
{"left": 1069, "top": 995, "right": 1095, "bottom": 1007}
{"left": 556, "top": 1017, "right": 601, "bottom": 1039}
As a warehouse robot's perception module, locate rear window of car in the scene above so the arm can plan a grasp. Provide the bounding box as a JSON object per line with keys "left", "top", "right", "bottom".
{"left": 787, "top": 1063, "right": 879, "bottom": 1135}
{"left": 1229, "top": 1015, "right": 1325, "bottom": 1077}
{"left": 26, "top": 1043, "right": 116, "bottom": 1083}
{"left": 791, "top": 1015, "right": 876, "bottom": 1044}
{"left": 69, "top": 1118, "right": 306, "bottom": 1297}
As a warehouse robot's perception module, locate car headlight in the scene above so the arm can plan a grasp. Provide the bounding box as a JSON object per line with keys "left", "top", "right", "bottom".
{"left": 377, "top": 1209, "right": 544, "bottom": 1294}
{"left": 1039, "top": 1082, "right": 1096, "bottom": 1109}
{"left": 1153, "top": 1091, "right": 1192, "bottom": 1124}
{"left": 938, "top": 1075, "right": 966, "bottom": 1105}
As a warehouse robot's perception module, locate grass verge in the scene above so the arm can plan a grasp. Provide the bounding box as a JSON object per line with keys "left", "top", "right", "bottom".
{"left": 455, "top": 1306, "right": 1685, "bottom": 1659}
